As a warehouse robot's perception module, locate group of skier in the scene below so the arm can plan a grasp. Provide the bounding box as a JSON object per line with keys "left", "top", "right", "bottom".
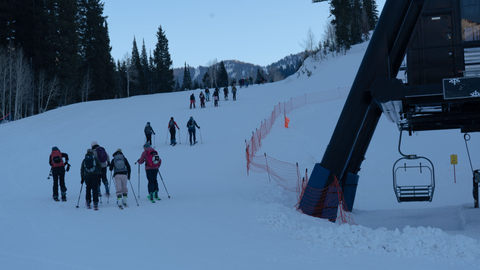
{"left": 189, "top": 86, "right": 237, "bottom": 108}
{"left": 49, "top": 116, "right": 202, "bottom": 210}
{"left": 144, "top": 116, "right": 201, "bottom": 146}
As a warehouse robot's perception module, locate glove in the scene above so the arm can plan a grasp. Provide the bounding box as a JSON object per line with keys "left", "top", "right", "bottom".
{"left": 81, "top": 179, "right": 84, "bottom": 184}
{"left": 65, "top": 163, "right": 70, "bottom": 172}
{"left": 153, "top": 132, "right": 156, "bottom": 135}
{"left": 107, "top": 161, "right": 110, "bottom": 167}
{"left": 198, "top": 126, "right": 201, "bottom": 129}
{"left": 128, "top": 175, "right": 130, "bottom": 180}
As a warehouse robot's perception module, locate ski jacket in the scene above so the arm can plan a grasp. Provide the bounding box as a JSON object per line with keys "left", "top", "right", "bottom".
{"left": 144, "top": 124, "right": 155, "bottom": 135}
{"left": 168, "top": 120, "right": 179, "bottom": 130}
{"left": 109, "top": 151, "right": 131, "bottom": 177}
{"left": 186, "top": 118, "right": 200, "bottom": 130}
{"left": 137, "top": 147, "right": 161, "bottom": 170}
{"left": 190, "top": 94, "right": 195, "bottom": 101}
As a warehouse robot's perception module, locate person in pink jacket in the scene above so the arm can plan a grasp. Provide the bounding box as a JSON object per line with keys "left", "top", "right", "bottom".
{"left": 137, "top": 143, "right": 162, "bottom": 202}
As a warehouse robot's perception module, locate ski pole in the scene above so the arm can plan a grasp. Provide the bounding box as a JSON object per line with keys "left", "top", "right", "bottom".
{"left": 47, "top": 169, "right": 52, "bottom": 179}
{"left": 128, "top": 178, "right": 139, "bottom": 206}
{"left": 186, "top": 130, "right": 188, "bottom": 144}
{"left": 76, "top": 182, "right": 84, "bottom": 208}
{"left": 136, "top": 162, "right": 140, "bottom": 198}
{"left": 199, "top": 128, "right": 203, "bottom": 144}
{"left": 178, "top": 128, "right": 181, "bottom": 144}
{"left": 154, "top": 133, "right": 156, "bottom": 148}
{"left": 165, "top": 130, "right": 169, "bottom": 144}
{"left": 108, "top": 171, "right": 114, "bottom": 204}
{"left": 158, "top": 170, "right": 171, "bottom": 199}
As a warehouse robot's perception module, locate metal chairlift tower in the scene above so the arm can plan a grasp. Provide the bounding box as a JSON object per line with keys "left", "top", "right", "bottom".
{"left": 299, "top": 0, "right": 480, "bottom": 219}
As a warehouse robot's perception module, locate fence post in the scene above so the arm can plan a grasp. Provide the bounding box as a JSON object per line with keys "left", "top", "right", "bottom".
{"left": 264, "top": 153, "right": 271, "bottom": 182}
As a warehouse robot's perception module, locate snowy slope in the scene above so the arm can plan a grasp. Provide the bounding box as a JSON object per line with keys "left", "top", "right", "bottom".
{"left": 1, "top": 41, "right": 480, "bottom": 269}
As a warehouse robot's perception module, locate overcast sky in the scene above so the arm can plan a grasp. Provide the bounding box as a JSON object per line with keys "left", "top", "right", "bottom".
{"left": 103, "top": 0, "right": 386, "bottom": 68}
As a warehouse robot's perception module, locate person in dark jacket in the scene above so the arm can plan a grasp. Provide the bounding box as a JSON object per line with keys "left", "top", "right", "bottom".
{"left": 190, "top": 93, "right": 196, "bottom": 109}
{"left": 205, "top": 87, "right": 210, "bottom": 101}
{"left": 213, "top": 88, "right": 220, "bottom": 107}
{"left": 223, "top": 86, "right": 229, "bottom": 100}
{"left": 199, "top": 91, "right": 206, "bottom": 108}
{"left": 91, "top": 141, "right": 110, "bottom": 196}
{"left": 168, "top": 117, "right": 180, "bottom": 146}
{"left": 144, "top": 122, "right": 155, "bottom": 145}
{"left": 109, "top": 149, "right": 131, "bottom": 207}
{"left": 186, "top": 116, "right": 201, "bottom": 145}
{"left": 80, "top": 149, "right": 102, "bottom": 210}
{"left": 49, "top": 146, "right": 69, "bottom": 201}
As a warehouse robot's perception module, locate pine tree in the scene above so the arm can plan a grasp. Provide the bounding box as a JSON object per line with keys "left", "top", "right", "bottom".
{"left": 54, "top": 0, "right": 80, "bottom": 106}
{"left": 217, "top": 61, "right": 228, "bottom": 87}
{"left": 77, "top": 0, "right": 116, "bottom": 100}
{"left": 181, "top": 62, "right": 192, "bottom": 90}
{"left": 0, "top": 0, "right": 15, "bottom": 46}
{"left": 363, "top": 0, "right": 379, "bottom": 31}
{"left": 152, "top": 25, "right": 174, "bottom": 93}
{"left": 140, "top": 39, "right": 150, "bottom": 94}
{"left": 202, "top": 70, "right": 211, "bottom": 88}
{"left": 131, "top": 36, "right": 144, "bottom": 95}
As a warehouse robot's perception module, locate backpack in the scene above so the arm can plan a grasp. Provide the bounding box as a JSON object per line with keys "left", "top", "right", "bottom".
{"left": 114, "top": 154, "right": 127, "bottom": 173}
{"left": 51, "top": 150, "right": 64, "bottom": 168}
{"left": 188, "top": 119, "right": 195, "bottom": 128}
{"left": 147, "top": 150, "right": 161, "bottom": 167}
{"left": 84, "top": 154, "right": 98, "bottom": 174}
{"left": 95, "top": 147, "right": 107, "bottom": 163}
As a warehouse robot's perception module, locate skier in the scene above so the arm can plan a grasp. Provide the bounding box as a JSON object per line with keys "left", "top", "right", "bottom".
{"left": 144, "top": 122, "right": 155, "bottom": 145}
{"left": 137, "top": 143, "right": 162, "bottom": 202}
{"left": 109, "top": 149, "right": 131, "bottom": 209}
{"left": 168, "top": 117, "right": 180, "bottom": 146}
{"left": 205, "top": 87, "right": 210, "bottom": 101}
{"left": 223, "top": 86, "right": 229, "bottom": 101}
{"left": 186, "top": 116, "right": 201, "bottom": 146}
{"left": 232, "top": 86, "right": 237, "bottom": 101}
{"left": 213, "top": 88, "right": 220, "bottom": 107}
{"left": 91, "top": 141, "right": 110, "bottom": 196}
{"left": 80, "top": 148, "right": 102, "bottom": 210}
{"left": 190, "top": 93, "right": 196, "bottom": 109}
{"left": 49, "top": 146, "right": 70, "bottom": 201}
{"left": 199, "top": 91, "right": 206, "bottom": 108}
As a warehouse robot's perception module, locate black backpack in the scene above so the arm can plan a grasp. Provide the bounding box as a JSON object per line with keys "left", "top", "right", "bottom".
{"left": 84, "top": 154, "right": 98, "bottom": 174}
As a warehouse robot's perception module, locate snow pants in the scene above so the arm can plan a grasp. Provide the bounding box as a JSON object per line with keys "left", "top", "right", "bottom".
{"left": 52, "top": 166, "right": 66, "bottom": 198}
{"left": 84, "top": 174, "right": 100, "bottom": 204}
{"left": 188, "top": 128, "right": 196, "bottom": 144}
{"left": 114, "top": 174, "right": 128, "bottom": 197}
{"left": 145, "top": 169, "right": 159, "bottom": 194}
{"left": 98, "top": 167, "right": 109, "bottom": 195}
{"left": 169, "top": 127, "right": 177, "bottom": 144}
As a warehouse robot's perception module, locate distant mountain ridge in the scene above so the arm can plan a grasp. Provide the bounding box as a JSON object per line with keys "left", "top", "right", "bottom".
{"left": 173, "top": 52, "right": 305, "bottom": 88}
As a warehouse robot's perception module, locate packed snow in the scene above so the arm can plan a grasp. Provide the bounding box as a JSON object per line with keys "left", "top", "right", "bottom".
{"left": 1, "top": 40, "right": 480, "bottom": 269}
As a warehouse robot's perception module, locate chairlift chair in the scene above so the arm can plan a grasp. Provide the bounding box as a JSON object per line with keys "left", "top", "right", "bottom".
{"left": 393, "top": 155, "right": 435, "bottom": 202}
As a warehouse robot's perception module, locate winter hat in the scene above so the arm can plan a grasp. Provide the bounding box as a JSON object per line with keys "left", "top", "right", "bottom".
{"left": 147, "top": 122, "right": 150, "bottom": 125}
{"left": 87, "top": 148, "right": 94, "bottom": 153}
{"left": 52, "top": 146, "right": 59, "bottom": 151}
{"left": 117, "top": 148, "right": 122, "bottom": 152}
{"left": 143, "top": 143, "right": 150, "bottom": 148}
{"left": 91, "top": 141, "right": 98, "bottom": 147}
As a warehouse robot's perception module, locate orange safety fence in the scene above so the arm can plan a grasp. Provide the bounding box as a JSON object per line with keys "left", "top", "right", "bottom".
{"left": 245, "top": 87, "right": 355, "bottom": 224}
